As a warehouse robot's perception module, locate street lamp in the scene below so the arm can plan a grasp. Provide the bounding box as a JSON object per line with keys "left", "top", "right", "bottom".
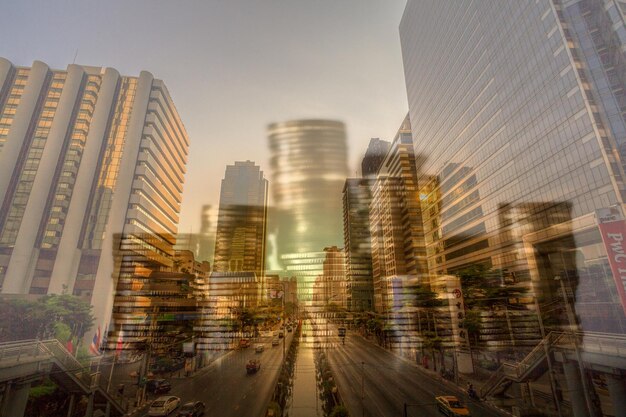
{"left": 361, "top": 361, "right": 365, "bottom": 417}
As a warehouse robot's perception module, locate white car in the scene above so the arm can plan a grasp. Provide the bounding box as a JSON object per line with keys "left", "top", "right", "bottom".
{"left": 255, "top": 344, "right": 265, "bottom": 352}
{"left": 149, "top": 396, "right": 181, "bottom": 416}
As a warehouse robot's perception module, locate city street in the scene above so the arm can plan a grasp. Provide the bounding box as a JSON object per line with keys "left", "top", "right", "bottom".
{"left": 137, "top": 330, "right": 294, "bottom": 417}
{"left": 326, "top": 331, "right": 507, "bottom": 417}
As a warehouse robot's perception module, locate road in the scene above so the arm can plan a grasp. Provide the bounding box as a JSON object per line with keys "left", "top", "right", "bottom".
{"left": 138, "top": 330, "right": 294, "bottom": 417}
{"left": 326, "top": 330, "right": 507, "bottom": 417}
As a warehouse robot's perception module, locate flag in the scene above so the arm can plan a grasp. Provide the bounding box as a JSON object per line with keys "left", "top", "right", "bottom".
{"left": 66, "top": 337, "right": 74, "bottom": 354}
{"left": 116, "top": 329, "right": 123, "bottom": 355}
{"left": 89, "top": 326, "right": 101, "bottom": 355}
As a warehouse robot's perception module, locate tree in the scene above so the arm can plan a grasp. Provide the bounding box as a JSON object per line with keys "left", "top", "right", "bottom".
{"left": 0, "top": 295, "right": 94, "bottom": 343}
{"left": 42, "top": 294, "right": 94, "bottom": 339}
{"left": 422, "top": 330, "right": 444, "bottom": 372}
{"left": 456, "top": 265, "right": 529, "bottom": 362}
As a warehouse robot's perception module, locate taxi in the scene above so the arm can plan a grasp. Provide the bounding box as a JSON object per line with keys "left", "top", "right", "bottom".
{"left": 435, "top": 396, "right": 471, "bottom": 416}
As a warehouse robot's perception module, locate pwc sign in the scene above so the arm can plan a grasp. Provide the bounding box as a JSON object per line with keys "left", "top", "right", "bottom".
{"left": 596, "top": 207, "right": 626, "bottom": 316}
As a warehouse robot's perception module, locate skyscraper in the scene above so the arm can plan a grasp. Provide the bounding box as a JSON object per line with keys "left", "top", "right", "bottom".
{"left": 342, "top": 178, "right": 375, "bottom": 312}
{"left": 361, "top": 138, "right": 390, "bottom": 178}
{"left": 401, "top": 0, "right": 626, "bottom": 412}
{"left": 267, "top": 119, "right": 349, "bottom": 299}
{"left": 213, "top": 161, "right": 268, "bottom": 276}
{"left": 0, "top": 58, "right": 189, "bottom": 347}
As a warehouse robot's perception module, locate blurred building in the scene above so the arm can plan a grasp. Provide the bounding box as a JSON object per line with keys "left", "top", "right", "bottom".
{"left": 0, "top": 59, "right": 189, "bottom": 349}
{"left": 342, "top": 178, "right": 375, "bottom": 312}
{"left": 195, "top": 271, "right": 261, "bottom": 351}
{"left": 267, "top": 119, "right": 349, "bottom": 301}
{"left": 197, "top": 204, "right": 215, "bottom": 263}
{"left": 312, "top": 246, "right": 347, "bottom": 308}
{"left": 213, "top": 161, "right": 268, "bottom": 276}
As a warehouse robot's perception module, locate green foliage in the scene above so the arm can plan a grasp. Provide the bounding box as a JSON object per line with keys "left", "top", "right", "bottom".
{"left": 457, "top": 266, "right": 528, "bottom": 310}
{"left": 330, "top": 405, "right": 350, "bottom": 417}
{"left": 29, "top": 381, "right": 57, "bottom": 398}
{"left": 0, "top": 295, "right": 94, "bottom": 343}
{"left": 53, "top": 322, "right": 71, "bottom": 343}
{"left": 461, "top": 310, "right": 482, "bottom": 345}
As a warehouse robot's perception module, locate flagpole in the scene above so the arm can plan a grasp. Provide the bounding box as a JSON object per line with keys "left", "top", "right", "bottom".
{"left": 106, "top": 353, "right": 116, "bottom": 393}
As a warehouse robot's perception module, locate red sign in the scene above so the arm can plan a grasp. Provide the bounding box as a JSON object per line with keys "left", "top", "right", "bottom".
{"left": 597, "top": 212, "right": 626, "bottom": 316}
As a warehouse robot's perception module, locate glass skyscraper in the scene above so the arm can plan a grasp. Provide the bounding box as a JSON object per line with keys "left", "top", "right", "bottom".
{"left": 400, "top": 1, "right": 626, "bottom": 415}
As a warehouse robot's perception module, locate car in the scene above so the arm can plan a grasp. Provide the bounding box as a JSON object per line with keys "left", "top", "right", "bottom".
{"left": 255, "top": 344, "right": 265, "bottom": 353}
{"left": 278, "top": 331, "right": 284, "bottom": 338}
{"left": 435, "top": 396, "right": 471, "bottom": 417}
{"left": 239, "top": 338, "right": 250, "bottom": 348}
{"left": 287, "top": 326, "right": 292, "bottom": 332}
{"left": 272, "top": 338, "right": 280, "bottom": 346}
{"left": 146, "top": 379, "right": 172, "bottom": 394}
{"left": 149, "top": 396, "right": 181, "bottom": 416}
{"left": 246, "top": 359, "right": 261, "bottom": 374}
{"left": 177, "top": 401, "right": 205, "bottom": 417}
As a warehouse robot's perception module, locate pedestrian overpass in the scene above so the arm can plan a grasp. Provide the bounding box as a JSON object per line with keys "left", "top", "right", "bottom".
{"left": 479, "top": 331, "right": 626, "bottom": 417}
{"left": 0, "top": 339, "right": 124, "bottom": 417}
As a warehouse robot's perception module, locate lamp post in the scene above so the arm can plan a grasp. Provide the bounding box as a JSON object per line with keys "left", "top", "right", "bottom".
{"left": 361, "top": 361, "right": 365, "bottom": 417}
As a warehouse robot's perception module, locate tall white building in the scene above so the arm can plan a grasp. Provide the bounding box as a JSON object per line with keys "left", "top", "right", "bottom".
{"left": 0, "top": 58, "right": 189, "bottom": 348}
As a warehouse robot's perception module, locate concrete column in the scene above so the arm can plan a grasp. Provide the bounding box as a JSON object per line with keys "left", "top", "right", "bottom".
{"left": 84, "top": 392, "right": 94, "bottom": 417}
{"left": 0, "top": 57, "right": 13, "bottom": 95}
{"left": 0, "top": 61, "right": 49, "bottom": 214}
{"left": 563, "top": 361, "right": 590, "bottom": 417}
{"left": 48, "top": 67, "right": 120, "bottom": 294}
{"left": 88, "top": 71, "right": 153, "bottom": 348}
{"left": 1, "top": 382, "right": 31, "bottom": 417}
{"left": 2, "top": 64, "right": 85, "bottom": 294}
{"left": 66, "top": 394, "right": 76, "bottom": 417}
{"left": 606, "top": 374, "right": 626, "bottom": 417}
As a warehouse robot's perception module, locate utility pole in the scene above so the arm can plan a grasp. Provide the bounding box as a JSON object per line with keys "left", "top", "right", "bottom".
{"left": 282, "top": 283, "right": 286, "bottom": 362}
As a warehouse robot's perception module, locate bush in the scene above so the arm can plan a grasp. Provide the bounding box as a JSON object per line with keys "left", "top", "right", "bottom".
{"left": 330, "top": 405, "right": 349, "bottom": 417}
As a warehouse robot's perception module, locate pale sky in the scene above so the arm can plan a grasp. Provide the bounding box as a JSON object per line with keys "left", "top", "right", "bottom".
{"left": 0, "top": 0, "right": 409, "bottom": 233}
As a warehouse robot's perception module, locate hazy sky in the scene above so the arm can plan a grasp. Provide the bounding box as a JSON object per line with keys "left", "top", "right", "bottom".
{"left": 1, "top": 0, "right": 409, "bottom": 233}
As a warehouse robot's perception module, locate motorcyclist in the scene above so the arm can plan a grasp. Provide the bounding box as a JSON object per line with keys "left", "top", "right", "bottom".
{"left": 467, "top": 383, "right": 478, "bottom": 399}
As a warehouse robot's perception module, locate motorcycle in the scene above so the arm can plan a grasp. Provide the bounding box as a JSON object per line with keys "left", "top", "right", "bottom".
{"left": 468, "top": 387, "right": 480, "bottom": 401}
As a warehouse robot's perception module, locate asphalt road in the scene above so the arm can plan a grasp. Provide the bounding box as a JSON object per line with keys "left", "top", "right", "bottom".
{"left": 326, "top": 331, "right": 507, "bottom": 417}
{"left": 139, "top": 330, "right": 294, "bottom": 417}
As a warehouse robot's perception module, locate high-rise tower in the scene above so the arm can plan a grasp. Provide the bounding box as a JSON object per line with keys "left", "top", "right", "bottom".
{"left": 267, "top": 119, "right": 349, "bottom": 299}
{"left": 0, "top": 58, "right": 189, "bottom": 348}
{"left": 213, "top": 161, "right": 268, "bottom": 276}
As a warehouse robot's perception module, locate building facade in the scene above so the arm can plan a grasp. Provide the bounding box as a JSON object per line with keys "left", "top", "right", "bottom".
{"left": 267, "top": 119, "right": 349, "bottom": 301}
{"left": 361, "top": 138, "right": 390, "bottom": 178}
{"left": 342, "top": 178, "right": 375, "bottom": 312}
{"left": 0, "top": 58, "right": 189, "bottom": 349}
{"left": 369, "top": 115, "right": 427, "bottom": 314}
{"left": 400, "top": 0, "right": 626, "bottom": 414}
{"left": 213, "top": 161, "right": 268, "bottom": 276}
